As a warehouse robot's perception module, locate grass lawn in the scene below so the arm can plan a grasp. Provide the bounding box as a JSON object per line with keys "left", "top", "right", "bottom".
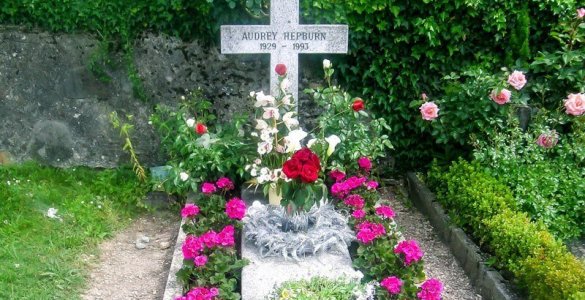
{"left": 0, "top": 162, "right": 148, "bottom": 300}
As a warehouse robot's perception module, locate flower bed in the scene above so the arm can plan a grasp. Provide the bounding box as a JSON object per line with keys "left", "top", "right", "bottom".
{"left": 426, "top": 160, "right": 585, "bottom": 299}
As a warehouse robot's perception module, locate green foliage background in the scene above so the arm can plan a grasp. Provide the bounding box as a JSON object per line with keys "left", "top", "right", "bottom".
{"left": 1, "top": 0, "right": 582, "bottom": 168}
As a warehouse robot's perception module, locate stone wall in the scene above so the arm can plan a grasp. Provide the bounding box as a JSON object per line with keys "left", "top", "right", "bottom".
{"left": 0, "top": 28, "right": 272, "bottom": 168}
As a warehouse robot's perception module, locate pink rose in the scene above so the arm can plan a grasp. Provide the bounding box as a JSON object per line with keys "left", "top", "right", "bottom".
{"left": 419, "top": 102, "right": 439, "bottom": 121}
{"left": 366, "top": 180, "right": 379, "bottom": 190}
{"left": 536, "top": 131, "right": 559, "bottom": 149}
{"left": 490, "top": 88, "right": 511, "bottom": 105}
{"left": 381, "top": 276, "right": 403, "bottom": 295}
{"left": 328, "top": 169, "right": 346, "bottom": 182}
{"left": 201, "top": 182, "right": 217, "bottom": 195}
{"left": 181, "top": 203, "right": 200, "bottom": 218}
{"left": 564, "top": 93, "right": 585, "bottom": 116}
{"left": 507, "top": 70, "right": 527, "bottom": 90}
{"left": 577, "top": 8, "right": 585, "bottom": 18}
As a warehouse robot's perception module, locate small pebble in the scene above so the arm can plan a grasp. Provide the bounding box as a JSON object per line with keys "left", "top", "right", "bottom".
{"left": 135, "top": 241, "right": 147, "bottom": 250}
{"left": 159, "top": 241, "right": 171, "bottom": 249}
{"left": 140, "top": 235, "right": 150, "bottom": 243}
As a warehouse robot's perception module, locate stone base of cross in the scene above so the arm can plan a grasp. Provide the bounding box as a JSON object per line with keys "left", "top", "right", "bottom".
{"left": 221, "top": 0, "right": 348, "bottom": 114}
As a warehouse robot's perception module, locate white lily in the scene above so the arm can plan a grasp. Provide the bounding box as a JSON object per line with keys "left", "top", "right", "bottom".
{"left": 284, "top": 129, "right": 308, "bottom": 153}
{"left": 325, "top": 135, "right": 341, "bottom": 156}
{"left": 282, "top": 112, "right": 299, "bottom": 130}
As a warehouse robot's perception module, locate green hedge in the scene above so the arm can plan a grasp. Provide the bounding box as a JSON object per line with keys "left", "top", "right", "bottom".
{"left": 427, "top": 159, "right": 585, "bottom": 299}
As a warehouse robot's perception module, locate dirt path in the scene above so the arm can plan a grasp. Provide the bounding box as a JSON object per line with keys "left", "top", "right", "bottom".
{"left": 383, "top": 181, "right": 482, "bottom": 300}
{"left": 82, "top": 211, "right": 179, "bottom": 300}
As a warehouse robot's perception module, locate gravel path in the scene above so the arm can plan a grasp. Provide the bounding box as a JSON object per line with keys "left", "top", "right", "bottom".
{"left": 82, "top": 211, "right": 179, "bottom": 300}
{"left": 382, "top": 180, "right": 482, "bottom": 300}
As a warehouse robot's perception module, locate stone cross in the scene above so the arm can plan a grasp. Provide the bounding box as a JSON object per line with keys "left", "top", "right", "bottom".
{"left": 221, "top": 0, "right": 348, "bottom": 111}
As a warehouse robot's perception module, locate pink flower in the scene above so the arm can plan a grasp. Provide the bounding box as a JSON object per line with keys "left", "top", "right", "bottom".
{"left": 201, "top": 182, "right": 217, "bottom": 195}
{"left": 352, "top": 209, "right": 366, "bottom": 219}
{"left": 181, "top": 203, "right": 200, "bottom": 218}
{"left": 328, "top": 169, "right": 346, "bottom": 182}
{"left": 346, "top": 176, "right": 367, "bottom": 190}
{"left": 275, "top": 63, "right": 287, "bottom": 76}
{"left": 344, "top": 194, "right": 365, "bottom": 209}
{"left": 564, "top": 93, "right": 585, "bottom": 116}
{"left": 536, "top": 131, "right": 559, "bottom": 149}
{"left": 507, "top": 70, "right": 527, "bottom": 90}
{"left": 366, "top": 180, "right": 379, "bottom": 190}
{"left": 179, "top": 286, "right": 220, "bottom": 300}
{"left": 216, "top": 177, "right": 234, "bottom": 190}
{"left": 356, "top": 221, "right": 386, "bottom": 244}
{"left": 489, "top": 88, "right": 511, "bottom": 105}
{"left": 421, "top": 93, "right": 428, "bottom": 101}
{"left": 419, "top": 102, "right": 439, "bottom": 121}
{"left": 225, "top": 197, "right": 246, "bottom": 220}
{"left": 200, "top": 231, "right": 218, "bottom": 248}
{"left": 182, "top": 235, "right": 203, "bottom": 259}
{"left": 358, "top": 157, "right": 372, "bottom": 171}
{"left": 194, "top": 255, "right": 208, "bottom": 267}
{"left": 217, "top": 225, "right": 235, "bottom": 247}
{"left": 381, "top": 276, "right": 403, "bottom": 295}
{"left": 417, "top": 278, "right": 443, "bottom": 300}
{"left": 394, "top": 240, "right": 424, "bottom": 266}
{"left": 577, "top": 8, "right": 585, "bottom": 18}
{"left": 376, "top": 206, "right": 396, "bottom": 219}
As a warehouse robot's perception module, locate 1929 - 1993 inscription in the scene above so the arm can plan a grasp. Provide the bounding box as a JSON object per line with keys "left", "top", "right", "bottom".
{"left": 242, "top": 31, "right": 327, "bottom": 51}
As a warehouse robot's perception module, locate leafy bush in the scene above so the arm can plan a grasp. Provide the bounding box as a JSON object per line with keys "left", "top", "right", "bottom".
{"left": 301, "top": 0, "right": 579, "bottom": 168}
{"left": 267, "top": 276, "right": 373, "bottom": 300}
{"left": 427, "top": 160, "right": 585, "bottom": 299}
{"left": 474, "top": 124, "right": 585, "bottom": 240}
{"left": 482, "top": 209, "right": 561, "bottom": 270}
{"left": 150, "top": 90, "right": 253, "bottom": 195}
{"left": 427, "top": 159, "right": 516, "bottom": 236}
{"left": 516, "top": 248, "right": 585, "bottom": 300}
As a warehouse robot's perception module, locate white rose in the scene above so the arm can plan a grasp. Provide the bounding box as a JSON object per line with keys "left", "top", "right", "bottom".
{"left": 186, "top": 118, "right": 195, "bottom": 128}
{"left": 325, "top": 135, "right": 341, "bottom": 156}
{"left": 179, "top": 172, "right": 189, "bottom": 181}
{"left": 323, "top": 59, "right": 332, "bottom": 69}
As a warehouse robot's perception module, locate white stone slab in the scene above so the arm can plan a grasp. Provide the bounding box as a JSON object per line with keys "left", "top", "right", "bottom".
{"left": 220, "top": 0, "right": 348, "bottom": 113}
{"left": 241, "top": 239, "right": 356, "bottom": 300}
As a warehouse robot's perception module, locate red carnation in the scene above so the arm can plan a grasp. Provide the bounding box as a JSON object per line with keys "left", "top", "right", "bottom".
{"left": 195, "top": 122, "right": 207, "bottom": 135}
{"left": 283, "top": 159, "right": 301, "bottom": 179}
{"left": 275, "top": 63, "right": 287, "bottom": 76}
{"left": 300, "top": 164, "right": 319, "bottom": 183}
{"left": 352, "top": 98, "right": 365, "bottom": 112}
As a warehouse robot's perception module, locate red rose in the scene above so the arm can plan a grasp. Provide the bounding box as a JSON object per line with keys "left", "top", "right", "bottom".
{"left": 275, "top": 64, "right": 287, "bottom": 76}
{"left": 282, "top": 158, "right": 300, "bottom": 179}
{"left": 300, "top": 164, "right": 319, "bottom": 183}
{"left": 195, "top": 123, "right": 207, "bottom": 135}
{"left": 352, "top": 98, "right": 365, "bottom": 112}
{"left": 292, "top": 148, "right": 321, "bottom": 169}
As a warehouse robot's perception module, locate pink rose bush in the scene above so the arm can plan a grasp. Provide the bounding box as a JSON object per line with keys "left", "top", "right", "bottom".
{"left": 419, "top": 102, "right": 440, "bottom": 120}
{"left": 358, "top": 156, "right": 372, "bottom": 172}
{"left": 490, "top": 88, "right": 511, "bottom": 105}
{"left": 201, "top": 182, "right": 217, "bottom": 194}
{"left": 507, "top": 70, "right": 527, "bottom": 90}
{"left": 578, "top": 8, "right": 585, "bottom": 18}
{"left": 216, "top": 177, "right": 235, "bottom": 190}
{"left": 564, "top": 93, "right": 585, "bottom": 116}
